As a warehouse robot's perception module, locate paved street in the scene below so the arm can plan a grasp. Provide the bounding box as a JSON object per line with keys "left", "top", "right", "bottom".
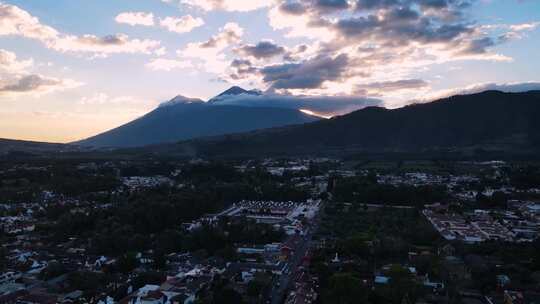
{"left": 270, "top": 203, "right": 323, "bottom": 304}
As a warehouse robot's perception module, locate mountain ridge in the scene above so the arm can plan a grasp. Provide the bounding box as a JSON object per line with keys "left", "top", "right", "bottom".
{"left": 75, "top": 86, "right": 320, "bottom": 148}
{"left": 163, "top": 90, "right": 540, "bottom": 157}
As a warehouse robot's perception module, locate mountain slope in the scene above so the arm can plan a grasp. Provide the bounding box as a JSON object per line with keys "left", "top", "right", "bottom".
{"left": 77, "top": 101, "right": 318, "bottom": 148}
{"left": 171, "top": 90, "right": 540, "bottom": 157}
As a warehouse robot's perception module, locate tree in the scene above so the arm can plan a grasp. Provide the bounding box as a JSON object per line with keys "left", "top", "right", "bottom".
{"left": 39, "top": 261, "right": 68, "bottom": 280}
{"left": 214, "top": 288, "right": 244, "bottom": 304}
{"left": 246, "top": 272, "right": 272, "bottom": 301}
{"left": 116, "top": 253, "right": 139, "bottom": 274}
{"left": 0, "top": 247, "right": 7, "bottom": 271}
{"left": 131, "top": 271, "right": 166, "bottom": 290}
{"left": 386, "top": 265, "right": 417, "bottom": 304}
{"left": 326, "top": 273, "right": 369, "bottom": 304}
{"left": 153, "top": 250, "right": 167, "bottom": 270}
{"left": 68, "top": 271, "right": 105, "bottom": 293}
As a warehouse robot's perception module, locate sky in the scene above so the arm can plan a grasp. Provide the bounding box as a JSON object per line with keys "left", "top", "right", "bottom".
{"left": 0, "top": 0, "right": 539, "bottom": 143}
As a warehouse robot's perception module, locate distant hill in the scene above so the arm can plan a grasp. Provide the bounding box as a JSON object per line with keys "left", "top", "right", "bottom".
{"left": 0, "top": 138, "right": 75, "bottom": 155}
{"left": 76, "top": 87, "right": 318, "bottom": 148}
{"left": 167, "top": 90, "right": 540, "bottom": 157}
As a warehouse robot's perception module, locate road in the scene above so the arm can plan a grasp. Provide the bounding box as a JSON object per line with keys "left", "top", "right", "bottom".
{"left": 270, "top": 203, "right": 323, "bottom": 304}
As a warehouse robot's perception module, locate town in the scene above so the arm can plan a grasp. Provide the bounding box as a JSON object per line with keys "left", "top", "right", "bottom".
{"left": 1, "top": 158, "right": 540, "bottom": 304}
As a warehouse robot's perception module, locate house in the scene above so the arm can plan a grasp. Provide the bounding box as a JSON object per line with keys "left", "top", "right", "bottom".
{"left": 14, "top": 292, "right": 59, "bottom": 304}
{"left": 438, "top": 244, "right": 456, "bottom": 257}
{"left": 0, "top": 271, "right": 22, "bottom": 284}
{"left": 374, "top": 276, "right": 389, "bottom": 285}
{"left": 441, "top": 256, "right": 470, "bottom": 282}
{"left": 237, "top": 246, "right": 265, "bottom": 255}
{"left": 170, "top": 293, "right": 195, "bottom": 304}
{"left": 241, "top": 271, "right": 255, "bottom": 283}
{"left": 60, "top": 290, "right": 84, "bottom": 303}
{"left": 140, "top": 290, "right": 167, "bottom": 304}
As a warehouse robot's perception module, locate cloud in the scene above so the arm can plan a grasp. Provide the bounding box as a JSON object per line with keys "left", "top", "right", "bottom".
{"left": 51, "top": 34, "right": 161, "bottom": 55}
{"left": 209, "top": 92, "right": 382, "bottom": 116}
{"left": 178, "top": 22, "right": 244, "bottom": 74}
{"left": 314, "top": 0, "right": 350, "bottom": 13}
{"left": 115, "top": 12, "right": 155, "bottom": 26}
{"left": 261, "top": 54, "right": 350, "bottom": 90}
{"left": 115, "top": 10, "right": 203, "bottom": 34}
{"left": 0, "top": 49, "right": 33, "bottom": 73}
{"left": 0, "top": 74, "right": 82, "bottom": 97}
{"left": 228, "top": 59, "right": 257, "bottom": 80}
{"left": 250, "top": 0, "right": 521, "bottom": 96}
{"left": 199, "top": 22, "right": 244, "bottom": 48}
{"left": 268, "top": 3, "right": 334, "bottom": 39}
{"left": 155, "top": 47, "right": 167, "bottom": 56}
{"left": 0, "top": 3, "right": 161, "bottom": 56}
{"left": 235, "top": 40, "right": 286, "bottom": 59}
{"left": 0, "top": 2, "right": 58, "bottom": 40}
{"left": 180, "top": 0, "right": 270, "bottom": 12}
{"left": 497, "top": 21, "right": 540, "bottom": 42}
{"left": 354, "top": 0, "right": 401, "bottom": 10}
{"left": 228, "top": 53, "right": 353, "bottom": 91}
{"left": 0, "top": 48, "right": 82, "bottom": 99}
{"left": 457, "top": 37, "right": 496, "bottom": 55}
{"left": 332, "top": 11, "right": 474, "bottom": 47}
{"left": 355, "top": 79, "right": 429, "bottom": 95}
{"left": 146, "top": 58, "right": 192, "bottom": 71}
{"left": 509, "top": 21, "right": 540, "bottom": 32}
{"left": 423, "top": 81, "right": 540, "bottom": 101}
{"left": 159, "top": 15, "right": 204, "bottom": 33}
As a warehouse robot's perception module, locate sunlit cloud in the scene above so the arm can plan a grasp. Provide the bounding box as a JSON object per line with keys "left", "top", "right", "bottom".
{"left": 178, "top": 22, "right": 244, "bottom": 74}
{"left": 0, "top": 3, "right": 161, "bottom": 56}
{"left": 0, "top": 49, "right": 33, "bottom": 73}
{"left": 115, "top": 12, "right": 155, "bottom": 26}
{"left": 0, "top": 48, "right": 82, "bottom": 99}
{"left": 159, "top": 15, "right": 204, "bottom": 33}
{"left": 0, "top": 74, "right": 82, "bottom": 98}
{"left": 50, "top": 34, "right": 161, "bottom": 55}
{"left": 179, "top": 0, "right": 270, "bottom": 12}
